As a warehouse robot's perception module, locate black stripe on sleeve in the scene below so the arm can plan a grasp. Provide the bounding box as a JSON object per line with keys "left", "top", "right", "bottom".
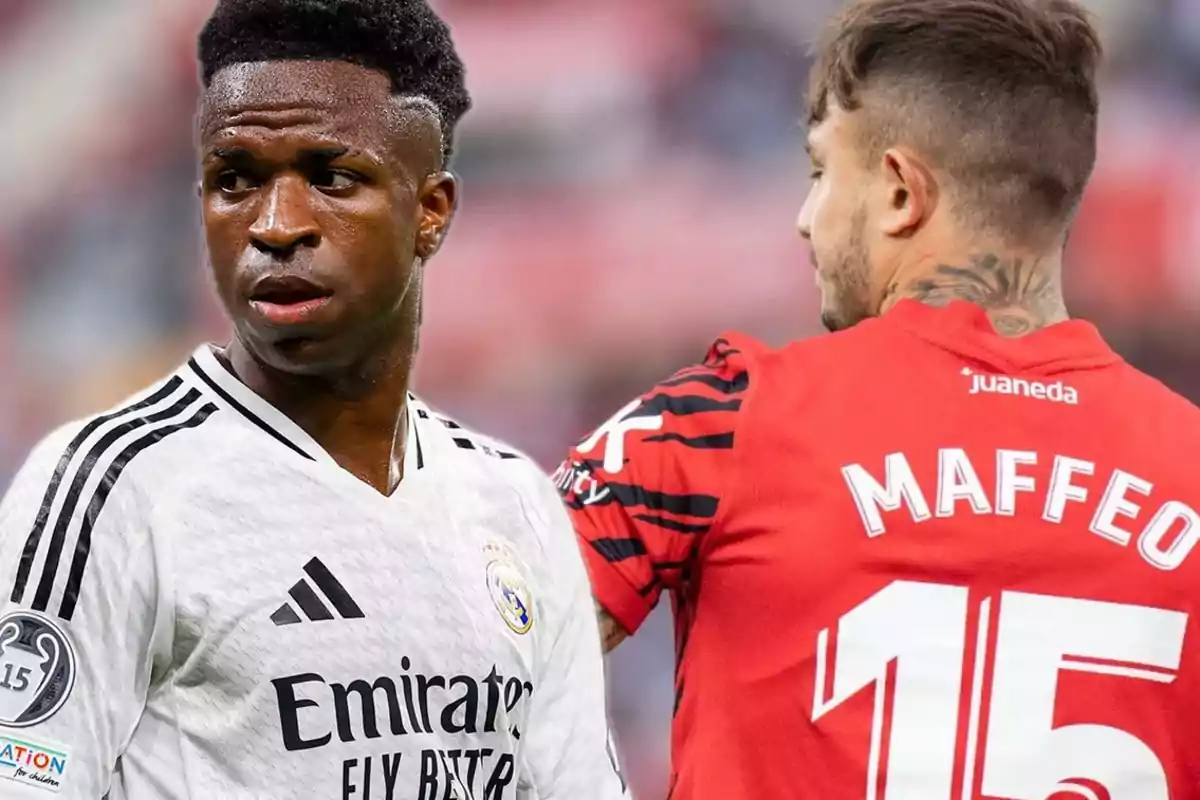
{"left": 188, "top": 358, "right": 313, "bottom": 462}
{"left": 451, "top": 436, "right": 521, "bottom": 460}
{"left": 631, "top": 514, "right": 712, "bottom": 535}
{"left": 638, "top": 394, "right": 742, "bottom": 417}
{"left": 11, "top": 377, "right": 184, "bottom": 604}
{"left": 600, "top": 483, "right": 720, "bottom": 519}
{"left": 641, "top": 431, "right": 735, "bottom": 450}
{"left": 57, "top": 403, "right": 217, "bottom": 621}
{"left": 32, "top": 390, "right": 202, "bottom": 613}
{"left": 637, "top": 576, "right": 662, "bottom": 597}
{"left": 289, "top": 579, "right": 334, "bottom": 622}
{"left": 657, "top": 370, "right": 749, "bottom": 394}
{"left": 413, "top": 422, "right": 424, "bottom": 470}
{"left": 706, "top": 338, "right": 741, "bottom": 363}
{"left": 303, "top": 557, "right": 365, "bottom": 619}
{"left": 591, "top": 538, "right": 648, "bottom": 563}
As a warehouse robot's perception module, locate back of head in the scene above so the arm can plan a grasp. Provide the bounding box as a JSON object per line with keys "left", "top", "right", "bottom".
{"left": 197, "top": 0, "right": 471, "bottom": 163}
{"left": 808, "top": 0, "right": 1102, "bottom": 240}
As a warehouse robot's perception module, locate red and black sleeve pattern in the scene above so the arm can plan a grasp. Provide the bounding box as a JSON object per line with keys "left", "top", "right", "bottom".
{"left": 554, "top": 336, "right": 751, "bottom": 636}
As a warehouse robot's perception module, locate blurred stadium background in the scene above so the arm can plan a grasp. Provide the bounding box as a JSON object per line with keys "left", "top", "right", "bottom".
{"left": 1, "top": 0, "right": 1198, "bottom": 796}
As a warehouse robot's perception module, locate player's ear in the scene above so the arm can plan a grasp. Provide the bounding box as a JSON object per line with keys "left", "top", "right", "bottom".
{"left": 878, "top": 148, "right": 933, "bottom": 237}
{"left": 415, "top": 171, "right": 458, "bottom": 261}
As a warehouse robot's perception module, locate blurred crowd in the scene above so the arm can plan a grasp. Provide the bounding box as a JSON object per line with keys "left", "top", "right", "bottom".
{"left": 1, "top": 0, "right": 1198, "bottom": 795}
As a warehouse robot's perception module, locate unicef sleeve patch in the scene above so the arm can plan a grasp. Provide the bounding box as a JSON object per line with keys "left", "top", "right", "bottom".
{"left": 0, "top": 611, "right": 77, "bottom": 728}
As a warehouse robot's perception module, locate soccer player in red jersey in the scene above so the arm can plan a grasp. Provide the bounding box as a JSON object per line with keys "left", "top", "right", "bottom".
{"left": 555, "top": 0, "right": 1200, "bottom": 797}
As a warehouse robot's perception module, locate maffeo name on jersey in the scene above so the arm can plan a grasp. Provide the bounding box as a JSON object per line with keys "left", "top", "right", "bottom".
{"left": 272, "top": 659, "right": 533, "bottom": 800}
{"left": 842, "top": 448, "right": 1198, "bottom": 570}
{"left": 963, "top": 367, "right": 1079, "bottom": 404}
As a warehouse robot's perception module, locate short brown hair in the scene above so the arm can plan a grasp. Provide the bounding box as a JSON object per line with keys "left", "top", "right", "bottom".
{"left": 808, "top": 0, "right": 1103, "bottom": 238}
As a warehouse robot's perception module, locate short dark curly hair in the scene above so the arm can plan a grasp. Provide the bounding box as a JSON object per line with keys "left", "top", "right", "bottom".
{"left": 198, "top": 0, "right": 471, "bottom": 163}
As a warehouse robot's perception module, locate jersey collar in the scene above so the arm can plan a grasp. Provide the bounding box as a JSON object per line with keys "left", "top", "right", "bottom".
{"left": 187, "top": 346, "right": 424, "bottom": 483}
{"left": 187, "top": 345, "right": 339, "bottom": 466}
{"left": 885, "top": 299, "right": 1121, "bottom": 375}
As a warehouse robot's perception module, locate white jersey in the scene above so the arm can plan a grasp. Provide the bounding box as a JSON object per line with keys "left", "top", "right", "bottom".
{"left": 0, "top": 345, "right": 627, "bottom": 800}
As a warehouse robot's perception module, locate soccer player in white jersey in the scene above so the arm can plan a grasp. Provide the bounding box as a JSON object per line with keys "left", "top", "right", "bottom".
{"left": 0, "top": 1, "right": 627, "bottom": 798}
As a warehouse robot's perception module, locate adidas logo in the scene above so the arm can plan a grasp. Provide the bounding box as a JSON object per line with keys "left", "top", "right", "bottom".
{"left": 271, "top": 557, "right": 365, "bottom": 626}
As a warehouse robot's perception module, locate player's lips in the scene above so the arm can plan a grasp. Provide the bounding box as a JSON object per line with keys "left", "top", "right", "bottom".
{"left": 247, "top": 275, "right": 334, "bottom": 327}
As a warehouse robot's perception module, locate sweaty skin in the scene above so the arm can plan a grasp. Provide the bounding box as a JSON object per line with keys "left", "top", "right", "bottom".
{"left": 198, "top": 60, "right": 456, "bottom": 494}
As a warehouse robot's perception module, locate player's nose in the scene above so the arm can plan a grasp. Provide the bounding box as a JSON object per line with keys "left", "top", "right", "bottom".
{"left": 796, "top": 198, "right": 814, "bottom": 242}
{"left": 249, "top": 175, "right": 321, "bottom": 256}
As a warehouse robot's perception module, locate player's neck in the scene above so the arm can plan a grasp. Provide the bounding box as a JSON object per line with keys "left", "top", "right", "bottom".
{"left": 222, "top": 340, "right": 412, "bottom": 495}
{"left": 880, "top": 248, "right": 1068, "bottom": 337}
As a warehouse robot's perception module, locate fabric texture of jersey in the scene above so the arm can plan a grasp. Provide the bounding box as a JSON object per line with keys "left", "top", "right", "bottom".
{"left": 0, "top": 345, "right": 627, "bottom": 800}
{"left": 558, "top": 300, "right": 1200, "bottom": 799}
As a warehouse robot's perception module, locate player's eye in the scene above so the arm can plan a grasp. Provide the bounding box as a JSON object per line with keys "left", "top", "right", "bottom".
{"left": 810, "top": 169, "right": 824, "bottom": 182}
{"left": 311, "top": 169, "right": 360, "bottom": 193}
{"left": 216, "top": 170, "right": 259, "bottom": 194}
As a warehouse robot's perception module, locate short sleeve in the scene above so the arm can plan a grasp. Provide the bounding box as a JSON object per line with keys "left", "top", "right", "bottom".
{"left": 0, "top": 426, "right": 163, "bottom": 799}
{"left": 555, "top": 335, "right": 752, "bottom": 636}
{"left": 518, "top": 472, "right": 629, "bottom": 799}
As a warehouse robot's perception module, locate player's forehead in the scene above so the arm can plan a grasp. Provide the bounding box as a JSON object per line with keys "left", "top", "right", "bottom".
{"left": 198, "top": 60, "right": 436, "bottom": 157}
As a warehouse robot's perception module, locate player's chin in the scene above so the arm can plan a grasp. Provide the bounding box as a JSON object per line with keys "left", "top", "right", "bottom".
{"left": 238, "top": 321, "right": 353, "bottom": 376}
{"left": 820, "top": 306, "right": 866, "bottom": 334}
{"left": 820, "top": 310, "right": 846, "bottom": 333}
{"left": 819, "top": 297, "right": 846, "bottom": 333}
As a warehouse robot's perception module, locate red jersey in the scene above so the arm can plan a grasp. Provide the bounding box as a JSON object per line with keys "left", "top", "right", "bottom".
{"left": 556, "top": 300, "right": 1200, "bottom": 800}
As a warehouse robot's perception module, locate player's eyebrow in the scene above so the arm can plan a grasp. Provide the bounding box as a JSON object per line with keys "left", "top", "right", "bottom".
{"left": 205, "top": 146, "right": 254, "bottom": 165}
{"left": 299, "top": 146, "right": 351, "bottom": 161}
{"left": 205, "top": 145, "right": 353, "bottom": 164}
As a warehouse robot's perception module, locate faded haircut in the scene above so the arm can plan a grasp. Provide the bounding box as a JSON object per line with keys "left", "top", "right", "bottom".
{"left": 808, "top": 0, "right": 1103, "bottom": 238}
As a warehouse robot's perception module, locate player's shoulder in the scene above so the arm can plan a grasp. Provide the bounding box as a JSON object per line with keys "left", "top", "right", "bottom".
{"left": 640, "top": 331, "right": 765, "bottom": 405}
{"left": 616, "top": 327, "right": 833, "bottom": 427}
{"left": 408, "top": 394, "right": 543, "bottom": 487}
{"left": 679, "top": 326, "right": 878, "bottom": 394}
{"left": 7, "top": 372, "right": 219, "bottom": 508}
{"left": 760, "top": 318, "right": 884, "bottom": 374}
{"left": 1112, "top": 362, "right": 1200, "bottom": 433}
{"left": 407, "top": 395, "right": 574, "bottom": 554}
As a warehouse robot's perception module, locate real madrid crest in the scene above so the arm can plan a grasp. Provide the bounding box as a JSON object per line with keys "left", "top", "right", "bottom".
{"left": 0, "top": 610, "right": 77, "bottom": 727}
{"left": 484, "top": 542, "right": 533, "bottom": 635}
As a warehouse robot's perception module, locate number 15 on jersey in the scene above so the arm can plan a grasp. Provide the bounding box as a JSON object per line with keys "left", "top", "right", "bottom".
{"left": 812, "top": 581, "right": 1187, "bottom": 800}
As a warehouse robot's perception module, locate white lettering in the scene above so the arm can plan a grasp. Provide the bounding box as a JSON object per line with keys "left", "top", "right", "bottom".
{"left": 963, "top": 368, "right": 1079, "bottom": 405}
{"left": 576, "top": 398, "right": 664, "bottom": 474}
{"left": 936, "top": 448, "right": 991, "bottom": 517}
{"left": 1138, "top": 501, "right": 1200, "bottom": 571}
{"left": 842, "top": 453, "right": 932, "bottom": 537}
{"left": 572, "top": 468, "right": 610, "bottom": 506}
{"left": 996, "top": 450, "right": 1038, "bottom": 516}
{"left": 1043, "top": 456, "right": 1095, "bottom": 523}
{"left": 551, "top": 460, "right": 611, "bottom": 506}
{"left": 840, "top": 447, "right": 1197, "bottom": 569}
{"left": 1091, "top": 470, "right": 1153, "bottom": 546}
